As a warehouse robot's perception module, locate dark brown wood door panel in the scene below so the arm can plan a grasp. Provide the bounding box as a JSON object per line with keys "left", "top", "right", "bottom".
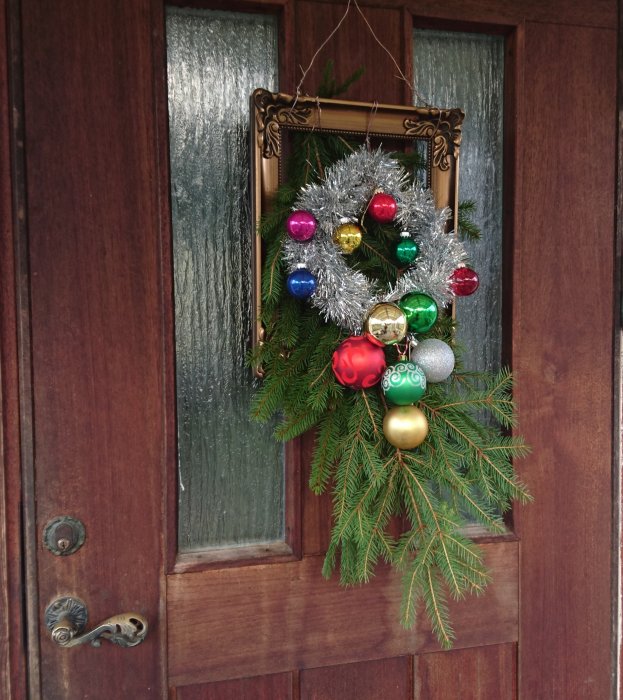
{"left": 168, "top": 543, "right": 517, "bottom": 687}
{"left": 1, "top": 0, "right": 616, "bottom": 697}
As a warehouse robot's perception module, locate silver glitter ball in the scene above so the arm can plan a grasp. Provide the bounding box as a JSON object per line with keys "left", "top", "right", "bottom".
{"left": 410, "top": 338, "right": 455, "bottom": 383}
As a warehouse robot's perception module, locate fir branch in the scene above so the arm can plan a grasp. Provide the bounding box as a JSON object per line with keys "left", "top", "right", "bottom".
{"left": 400, "top": 533, "right": 436, "bottom": 627}
{"left": 310, "top": 411, "right": 343, "bottom": 494}
{"left": 317, "top": 60, "right": 365, "bottom": 99}
{"left": 458, "top": 200, "right": 481, "bottom": 241}
{"left": 391, "top": 149, "right": 428, "bottom": 174}
{"left": 261, "top": 236, "right": 285, "bottom": 310}
{"left": 361, "top": 468, "right": 398, "bottom": 576}
{"left": 423, "top": 568, "right": 454, "bottom": 649}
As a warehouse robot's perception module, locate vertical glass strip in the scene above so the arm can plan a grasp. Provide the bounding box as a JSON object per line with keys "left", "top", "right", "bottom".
{"left": 166, "top": 8, "right": 283, "bottom": 551}
{"left": 413, "top": 30, "right": 504, "bottom": 374}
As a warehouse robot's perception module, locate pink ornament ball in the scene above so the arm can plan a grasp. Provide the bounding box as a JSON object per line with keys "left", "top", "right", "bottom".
{"left": 332, "top": 335, "right": 386, "bottom": 390}
{"left": 368, "top": 192, "right": 397, "bottom": 224}
{"left": 286, "top": 210, "right": 317, "bottom": 241}
{"left": 450, "top": 267, "right": 480, "bottom": 296}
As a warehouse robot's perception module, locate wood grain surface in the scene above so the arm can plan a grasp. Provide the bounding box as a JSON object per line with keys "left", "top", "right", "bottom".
{"left": 513, "top": 20, "right": 616, "bottom": 700}
{"left": 415, "top": 643, "right": 516, "bottom": 699}
{"left": 618, "top": 2, "right": 623, "bottom": 698}
{"left": 176, "top": 673, "right": 293, "bottom": 700}
{"left": 300, "top": 656, "right": 411, "bottom": 700}
{"left": 0, "top": 0, "right": 27, "bottom": 695}
{"left": 303, "top": 0, "right": 615, "bottom": 30}
{"left": 168, "top": 542, "right": 518, "bottom": 687}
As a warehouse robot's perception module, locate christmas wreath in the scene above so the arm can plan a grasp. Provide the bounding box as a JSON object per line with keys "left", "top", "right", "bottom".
{"left": 251, "top": 135, "right": 530, "bottom": 648}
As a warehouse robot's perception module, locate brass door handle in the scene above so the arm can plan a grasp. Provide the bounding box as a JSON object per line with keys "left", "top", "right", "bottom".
{"left": 44, "top": 596, "right": 148, "bottom": 648}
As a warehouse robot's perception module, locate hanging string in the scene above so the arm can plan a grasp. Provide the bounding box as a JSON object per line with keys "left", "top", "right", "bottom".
{"left": 293, "top": 0, "right": 431, "bottom": 107}
{"left": 352, "top": 0, "right": 430, "bottom": 106}
{"left": 364, "top": 100, "right": 379, "bottom": 149}
{"left": 293, "top": 0, "right": 353, "bottom": 108}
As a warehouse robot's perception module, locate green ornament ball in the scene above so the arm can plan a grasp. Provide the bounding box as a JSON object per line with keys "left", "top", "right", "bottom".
{"left": 396, "top": 238, "right": 419, "bottom": 265}
{"left": 398, "top": 292, "right": 438, "bottom": 333}
{"left": 381, "top": 361, "right": 427, "bottom": 405}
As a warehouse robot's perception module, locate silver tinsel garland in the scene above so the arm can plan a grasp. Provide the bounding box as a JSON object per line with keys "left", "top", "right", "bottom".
{"left": 283, "top": 146, "right": 467, "bottom": 334}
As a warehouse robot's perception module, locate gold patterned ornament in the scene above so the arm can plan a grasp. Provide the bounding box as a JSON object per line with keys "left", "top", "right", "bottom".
{"left": 364, "top": 302, "right": 408, "bottom": 346}
{"left": 332, "top": 221, "right": 363, "bottom": 254}
{"left": 382, "top": 405, "right": 429, "bottom": 449}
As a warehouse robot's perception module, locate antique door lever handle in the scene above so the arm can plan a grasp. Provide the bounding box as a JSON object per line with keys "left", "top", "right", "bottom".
{"left": 44, "top": 596, "right": 148, "bottom": 648}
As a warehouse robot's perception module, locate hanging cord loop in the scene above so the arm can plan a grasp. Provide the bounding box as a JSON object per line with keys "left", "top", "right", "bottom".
{"left": 293, "top": 0, "right": 430, "bottom": 107}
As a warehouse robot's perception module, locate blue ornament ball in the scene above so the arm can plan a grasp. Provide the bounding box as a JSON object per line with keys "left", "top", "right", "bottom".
{"left": 287, "top": 268, "right": 317, "bottom": 299}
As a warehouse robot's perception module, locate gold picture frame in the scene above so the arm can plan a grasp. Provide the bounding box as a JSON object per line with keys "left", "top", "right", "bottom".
{"left": 250, "top": 88, "right": 464, "bottom": 350}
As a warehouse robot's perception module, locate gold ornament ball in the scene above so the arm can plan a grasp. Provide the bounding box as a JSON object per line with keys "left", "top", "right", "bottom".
{"left": 383, "top": 405, "right": 429, "bottom": 449}
{"left": 364, "top": 302, "right": 408, "bottom": 346}
{"left": 332, "top": 222, "right": 363, "bottom": 254}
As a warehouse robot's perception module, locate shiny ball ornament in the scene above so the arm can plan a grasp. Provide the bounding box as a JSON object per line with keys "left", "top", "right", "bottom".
{"left": 398, "top": 292, "right": 438, "bottom": 334}
{"left": 450, "top": 266, "right": 480, "bottom": 296}
{"left": 364, "top": 302, "right": 408, "bottom": 346}
{"left": 286, "top": 267, "right": 317, "bottom": 299}
{"left": 382, "top": 361, "right": 427, "bottom": 405}
{"left": 368, "top": 192, "right": 397, "bottom": 223}
{"left": 410, "top": 338, "right": 455, "bottom": 383}
{"left": 286, "top": 210, "right": 317, "bottom": 241}
{"left": 383, "top": 405, "right": 429, "bottom": 449}
{"left": 332, "top": 222, "right": 363, "bottom": 254}
{"left": 332, "top": 335, "right": 386, "bottom": 390}
{"left": 395, "top": 236, "right": 419, "bottom": 266}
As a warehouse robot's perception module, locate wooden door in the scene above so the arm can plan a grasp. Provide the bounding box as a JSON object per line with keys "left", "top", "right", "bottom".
{"left": 0, "top": 0, "right": 617, "bottom": 697}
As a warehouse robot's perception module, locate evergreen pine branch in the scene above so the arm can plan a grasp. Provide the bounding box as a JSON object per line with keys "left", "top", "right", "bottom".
{"left": 361, "top": 469, "right": 399, "bottom": 576}
{"left": 400, "top": 532, "right": 435, "bottom": 626}
{"left": 390, "top": 149, "right": 428, "bottom": 174}
{"left": 458, "top": 200, "right": 481, "bottom": 240}
{"left": 317, "top": 60, "right": 365, "bottom": 99}
{"left": 355, "top": 235, "right": 401, "bottom": 279}
{"left": 261, "top": 235, "right": 285, "bottom": 312}
{"left": 423, "top": 568, "right": 455, "bottom": 649}
{"left": 310, "top": 411, "right": 344, "bottom": 494}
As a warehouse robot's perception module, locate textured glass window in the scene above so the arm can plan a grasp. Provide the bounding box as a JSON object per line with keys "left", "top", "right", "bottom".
{"left": 166, "top": 8, "right": 282, "bottom": 551}
{"left": 413, "top": 30, "right": 504, "bottom": 374}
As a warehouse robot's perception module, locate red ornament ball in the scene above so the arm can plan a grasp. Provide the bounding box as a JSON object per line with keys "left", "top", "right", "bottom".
{"left": 332, "top": 336, "right": 386, "bottom": 390}
{"left": 450, "top": 266, "right": 480, "bottom": 296}
{"left": 368, "top": 192, "right": 397, "bottom": 224}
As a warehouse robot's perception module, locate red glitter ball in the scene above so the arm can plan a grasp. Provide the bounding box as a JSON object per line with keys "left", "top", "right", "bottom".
{"left": 332, "top": 336, "right": 386, "bottom": 390}
{"left": 368, "top": 193, "right": 397, "bottom": 224}
{"left": 450, "top": 267, "right": 480, "bottom": 296}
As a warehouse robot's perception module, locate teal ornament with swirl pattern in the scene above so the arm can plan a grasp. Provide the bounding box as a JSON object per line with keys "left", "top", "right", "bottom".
{"left": 381, "top": 361, "right": 427, "bottom": 405}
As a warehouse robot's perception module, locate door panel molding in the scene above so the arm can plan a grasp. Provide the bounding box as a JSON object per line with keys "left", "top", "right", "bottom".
{"left": 168, "top": 542, "right": 518, "bottom": 686}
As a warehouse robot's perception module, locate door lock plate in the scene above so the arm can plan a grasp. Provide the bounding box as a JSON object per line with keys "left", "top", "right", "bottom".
{"left": 42, "top": 516, "right": 86, "bottom": 556}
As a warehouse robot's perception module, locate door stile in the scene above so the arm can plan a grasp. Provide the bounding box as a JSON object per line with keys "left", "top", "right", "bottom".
{"left": 513, "top": 19, "right": 616, "bottom": 699}
{"left": 500, "top": 20, "right": 524, "bottom": 392}
{"left": 149, "top": 4, "right": 172, "bottom": 697}
{"left": 615, "top": 0, "right": 623, "bottom": 692}
{"left": 2, "top": 0, "right": 39, "bottom": 695}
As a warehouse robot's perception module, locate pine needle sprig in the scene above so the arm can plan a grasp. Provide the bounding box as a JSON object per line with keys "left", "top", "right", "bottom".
{"left": 457, "top": 200, "right": 481, "bottom": 241}
{"left": 317, "top": 60, "right": 366, "bottom": 99}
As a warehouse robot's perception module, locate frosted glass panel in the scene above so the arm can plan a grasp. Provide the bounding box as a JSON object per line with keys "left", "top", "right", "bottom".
{"left": 413, "top": 30, "right": 504, "bottom": 373}
{"left": 166, "top": 8, "right": 282, "bottom": 551}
